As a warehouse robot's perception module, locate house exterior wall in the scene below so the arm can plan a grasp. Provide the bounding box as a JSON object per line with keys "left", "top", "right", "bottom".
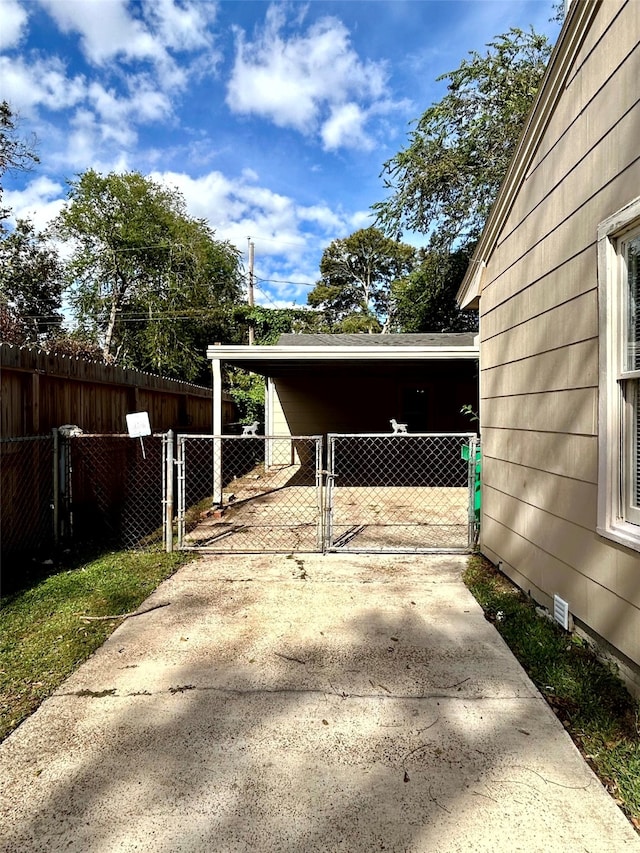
{"left": 269, "top": 362, "right": 478, "bottom": 439}
{"left": 478, "top": 0, "right": 640, "bottom": 675}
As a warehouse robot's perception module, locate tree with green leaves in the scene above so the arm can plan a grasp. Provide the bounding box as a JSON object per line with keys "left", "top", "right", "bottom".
{"left": 0, "top": 218, "right": 63, "bottom": 344}
{"left": 0, "top": 101, "right": 39, "bottom": 226}
{"left": 54, "top": 169, "right": 244, "bottom": 380}
{"left": 393, "top": 249, "right": 477, "bottom": 333}
{"left": 233, "top": 304, "right": 328, "bottom": 345}
{"left": 0, "top": 102, "right": 60, "bottom": 345}
{"left": 373, "top": 27, "right": 552, "bottom": 250}
{"left": 307, "top": 226, "right": 415, "bottom": 333}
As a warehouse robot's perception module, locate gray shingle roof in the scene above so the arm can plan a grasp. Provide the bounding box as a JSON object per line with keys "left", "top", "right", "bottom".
{"left": 277, "top": 333, "right": 477, "bottom": 348}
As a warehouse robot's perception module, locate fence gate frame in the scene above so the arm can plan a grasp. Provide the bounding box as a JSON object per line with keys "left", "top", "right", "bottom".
{"left": 325, "top": 432, "right": 478, "bottom": 554}
{"left": 174, "top": 433, "right": 324, "bottom": 553}
{"left": 169, "top": 432, "right": 478, "bottom": 555}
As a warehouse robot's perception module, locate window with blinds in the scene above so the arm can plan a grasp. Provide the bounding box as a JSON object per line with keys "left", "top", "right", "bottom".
{"left": 597, "top": 200, "right": 640, "bottom": 550}
{"left": 623, "top": 233, "right": 640, "bottom": 524}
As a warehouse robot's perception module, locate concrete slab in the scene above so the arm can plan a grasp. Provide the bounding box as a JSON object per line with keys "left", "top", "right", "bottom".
{"left": 1, "top": 553, "right": 638, "bottom": 852}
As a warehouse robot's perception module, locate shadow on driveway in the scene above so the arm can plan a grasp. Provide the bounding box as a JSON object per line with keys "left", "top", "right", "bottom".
{"left": 0, "top": 554, "right": 637, "bottom": 852}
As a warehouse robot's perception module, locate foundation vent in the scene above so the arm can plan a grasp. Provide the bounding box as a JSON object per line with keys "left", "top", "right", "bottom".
{"left": 553, "top": 595, "right": 570, "bottom": 631}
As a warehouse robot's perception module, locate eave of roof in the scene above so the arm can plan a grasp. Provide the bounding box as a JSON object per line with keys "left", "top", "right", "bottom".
{"left": 276, "top": 332, "right": 477, "bottom": 347}
{"left": 456, "top": 0, "right": 600, "bottom": 309}
{"left": 207, "top": 340, "right": 479, "bottom": 375}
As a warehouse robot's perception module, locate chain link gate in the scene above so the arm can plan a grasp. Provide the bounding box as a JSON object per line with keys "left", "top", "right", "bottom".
{"left": 170, "top": 432, "right": 477, "bottom": 554}
{"left": 175, "top": 435, "right": 324, "bottom": 552}
{"left": 325, "top": 433, "right": 477, "bottom": 553}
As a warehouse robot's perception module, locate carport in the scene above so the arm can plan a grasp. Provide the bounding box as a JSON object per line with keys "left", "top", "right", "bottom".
{"left": 169, "top": 334, "right": 481, "bottom": 554}
{"left": 206, "top": 333, "right": 479, "bottom": 440}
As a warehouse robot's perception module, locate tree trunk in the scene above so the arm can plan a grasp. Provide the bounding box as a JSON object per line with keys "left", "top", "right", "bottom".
{"left": 103, "top": 295, "right": 118, "bottom": 360}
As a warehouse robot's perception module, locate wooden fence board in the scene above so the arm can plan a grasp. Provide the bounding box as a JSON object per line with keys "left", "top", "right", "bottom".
{"left": 0, "top": 344, "right": 236, "bottom": 437}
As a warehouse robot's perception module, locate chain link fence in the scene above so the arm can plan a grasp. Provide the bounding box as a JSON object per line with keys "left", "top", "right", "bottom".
{"left": 326, "top": 433, "right": 477, "bottom": 552}
{"left": 63, "top": 434, "right": 166, "bottom": 550}
{"left": 0, "top": 435, "right": 55, "bottom": 560}
{"left": 2, "top": 430, "right": 478, "bottom": 565}
{"left": 1, "top": 431, "right": 167, "bottom": 570}
{"left": 176, "top": 435, "right": 323, "bottom": 552}
{"left": 174, "top": 432, "right": 477, "bottom": 554}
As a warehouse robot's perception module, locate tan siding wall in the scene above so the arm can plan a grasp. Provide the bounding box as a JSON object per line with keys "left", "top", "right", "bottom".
{"left": 478, "top": 0, "right": 640, "bottom": 668}
{"left": 481, "top": 517, "right": 640, "bottom": 667}
{"left": 533, "top": 2, "right": 638, "bottom": 172}
{"left": 271, "top": 362, "right": 479, "bottom": 438}
{"left": 482, "top": 427, "right": 597, "bottom": 482}
{"left": 271, "top": 380, "right": 332, "bottom": 436}
{"left": 484, "top": 458, "right": 597, "bottom": 529}
{"left": 483, "top": 130, "right": 640, "bottom": 312}
{"left": 271, "top": 385, "right": 291, "bottom": 436}
{"left": 481, "top": 290, "right": 598, "bottom": 368}
{"left": 483, "top": 388, "right": 597, "bottom": 435}
{"left": 482, "top": 339, "right": 598, "bottom": 397}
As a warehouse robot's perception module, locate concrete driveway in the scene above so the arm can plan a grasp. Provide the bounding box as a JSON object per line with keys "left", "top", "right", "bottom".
{"left": 1, "top": 553, "right": 638, "bottom": 852}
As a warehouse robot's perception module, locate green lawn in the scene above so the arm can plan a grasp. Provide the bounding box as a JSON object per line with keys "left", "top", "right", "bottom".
{"left": 0, "top": 547, "right": 190, "bottom": 741}
{"left": 464, "top": 554, "right": 640, "bottom": 832}
{"left": 3, "top": 546, "right": 639, "bottom": 834}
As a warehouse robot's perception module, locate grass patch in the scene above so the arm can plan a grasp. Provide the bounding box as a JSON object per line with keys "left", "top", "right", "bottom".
{"left": 464, "top": 554, "right": 640, "bottom": 831}
{"left": 0, "top": 546, "right": 192, "bottom": 742}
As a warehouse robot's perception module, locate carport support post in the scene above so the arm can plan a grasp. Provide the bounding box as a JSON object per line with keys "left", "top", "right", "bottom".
{"left": 212, "top": 356, "right": 223, "bottom": 505}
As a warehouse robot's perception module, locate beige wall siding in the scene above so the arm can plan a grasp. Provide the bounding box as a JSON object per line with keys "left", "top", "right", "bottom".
{"left": 483, "top": 457, "right": 597, "bottom": 530}
{"left": 533, "top": 2, "right": 638, "bottom": 173}
{"left": 482, "top": 427, "right": 597, "bottom": 482}
{"left": 482, "top": 339, "right": 598, "bottom": 397}
{"left": 271, "top": 362, "right": 479, "bottom": 438}
{"left": 481, "top": 518, "right": 640, "bottom": 667}
{"left": 480, "top": 252, "right": 595, "bottom": 341}
{"left": 478, "top": 0, "right": 640, "bottom": 669}
{"left": 271, "top": 384, "right": 291, "bottom": 436}
{"left": 483, "top": 125, "right": 640, "bottom": 310}
{"left": 483, "top": 388, "right": 597, "bottom": 435}
{"left": 481, "top": 290, "right": 598, "bottom": 368}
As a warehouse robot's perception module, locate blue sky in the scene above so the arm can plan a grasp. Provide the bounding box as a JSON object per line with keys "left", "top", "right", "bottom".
{"left": 0, "top": 0, "right": 561, "bottom": 309}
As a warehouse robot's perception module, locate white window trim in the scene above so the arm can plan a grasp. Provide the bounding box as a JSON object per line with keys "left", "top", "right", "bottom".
{"left": 597, "top": 197, "right": 640, "bottom": 552}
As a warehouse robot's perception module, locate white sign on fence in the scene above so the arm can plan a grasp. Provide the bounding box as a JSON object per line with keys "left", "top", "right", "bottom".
{"left": 126, "top": 412, "right": 151, "bottom": 437}
{"left": 126, "top": 412, "right": 151, "bottom": 458}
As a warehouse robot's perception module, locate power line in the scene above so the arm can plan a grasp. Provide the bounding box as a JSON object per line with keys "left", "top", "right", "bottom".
{"left": 255, "top": 275, "right": 316, "bottom": 287}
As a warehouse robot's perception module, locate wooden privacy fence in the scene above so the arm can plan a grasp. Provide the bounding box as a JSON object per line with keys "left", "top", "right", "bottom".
{"left": 0, "top": 344, "right": 236, "bottom": 437}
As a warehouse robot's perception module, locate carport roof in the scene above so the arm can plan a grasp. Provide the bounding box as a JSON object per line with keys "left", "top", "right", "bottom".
{"left": 207, "top": 332, "right": 479, "bottom": 375}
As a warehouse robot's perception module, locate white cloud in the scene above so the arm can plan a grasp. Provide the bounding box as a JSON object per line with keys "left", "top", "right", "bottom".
{"left": 297, "top": 204, "right": 345, "bottom": 233}
{"left": 226, "top": 4, "right": 393, "bottom": 148}
{"left": 0, "top": 55, "right": 86, "bottom": 114}
{"left": 148, "top": 168, "right": 369, "bottom": 303}
{"left": 350, "top": 210, "right": 375, "bottom": 231}
{"left": 0, "top": 0, "right": 28, "bottom": 50}
{"left": 38, "top": 0, "right": 165, "bottom": 66}
{"left": 3, "top": 176, "right": 65, "bottom": 231}
{"left": 88, "top": 77, "right": 171, "bottom": 126}
{"left": 61, "top": 105, "right": 155, "bottom": 167}
{"left": 141, "top": 0, "right": 217, "bottom": 52}
{"left": 0, "top": 51, "right": 174, "bottom": 169}
{"left": 321, "top": 103, "right": 372, "bottom": 152}
{"left": 37, "top": 0, "right": 220, "bottom": 90}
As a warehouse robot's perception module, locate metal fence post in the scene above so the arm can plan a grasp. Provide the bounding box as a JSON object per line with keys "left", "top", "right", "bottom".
{"left": 467, "top": 435, "right": 477, "bottom": 548}
{"left": 324, "top": 435, "right": 335, "bottom": 552}
{"left": 165, "top": 430, "right": 174, "bottom": 552}
{"left": 52, "top": 428, "right": 59, "bottom": 546}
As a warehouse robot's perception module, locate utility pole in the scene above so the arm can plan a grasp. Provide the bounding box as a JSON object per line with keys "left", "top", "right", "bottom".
{"left": 247, "top": 238, "right": 255, "bottom": 345}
